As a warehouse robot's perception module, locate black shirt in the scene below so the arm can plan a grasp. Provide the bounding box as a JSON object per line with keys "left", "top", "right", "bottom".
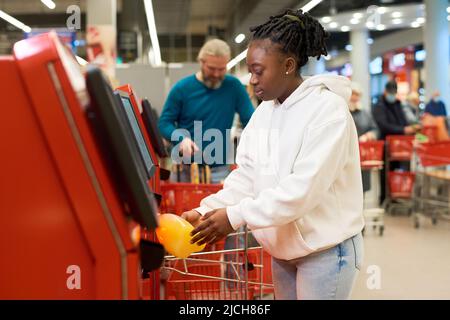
{"left": 372, "top": 96, "right": 408, "bottom": 139}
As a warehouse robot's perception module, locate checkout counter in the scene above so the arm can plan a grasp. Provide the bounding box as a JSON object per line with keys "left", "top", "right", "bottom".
{"left": 0, "top": 32, "right": 166, "bottom": 299}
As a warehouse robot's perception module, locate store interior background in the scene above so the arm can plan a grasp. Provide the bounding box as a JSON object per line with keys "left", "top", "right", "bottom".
{"left": 1, "top": 0, "right": 449, "bottom": 299}
{"left": 2, "top": 0, "right": 448, "bottom": 115}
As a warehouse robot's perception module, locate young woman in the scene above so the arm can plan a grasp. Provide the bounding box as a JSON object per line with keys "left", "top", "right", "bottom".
{"left": 182, "top": 9, "right": 364, "bottom": 300}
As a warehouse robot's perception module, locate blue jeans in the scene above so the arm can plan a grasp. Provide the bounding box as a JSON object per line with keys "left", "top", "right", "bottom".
{"left": 271, "top": 233, "right": 364, "bottom": 300}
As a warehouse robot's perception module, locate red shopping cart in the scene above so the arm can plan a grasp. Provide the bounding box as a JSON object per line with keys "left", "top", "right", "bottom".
{"left": 359, "top": 141, "right": 385, "bottom": 236}
{"left": 162, "top": 238, "right": 273, "bottom": 300}
{"left": 386, "top": 135, "right": 415, "bottom": 161}
{"left": 388, "top": 171, "right": 416, "bottom": 199}
{"left": 160, "top": 182, "right": 223, "bottom": 215}
{"left": 359, "top": 141, "right": 385, "bottom": 169}
{"left": 413, "top": 141, "right": 450, "bottom": 228}
{"left": 415, "top": 141, "right": 450, "bottom": 167}
{"left": 158, "top": 182, "right": 274, "bottom": 300}
{"left": 421, "top": 125, "right": 438, "bottom": 143}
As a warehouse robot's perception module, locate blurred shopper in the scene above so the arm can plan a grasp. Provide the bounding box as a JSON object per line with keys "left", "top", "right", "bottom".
{"left": 372, "top": 81, "right": 420, "bottom": 139}
{"left": 402, "top": 92, "right": 420, "bottom": 125}
{"left": 425, "top": 90, "right": 447, "bottom": 117}
{"left": 183, "top": 9, "right": 364, "bottom": 300}
{"left": 349, "top": 83, "right": 379, "bottom": 193}
{"left": 158, "top": 39, "right": 254, "bottom": 183}
{"left": 372, "top": 81, "right": 420, "bottom": 205}
{"left": 349, "top": 83, "right": 379, "bottom": 142}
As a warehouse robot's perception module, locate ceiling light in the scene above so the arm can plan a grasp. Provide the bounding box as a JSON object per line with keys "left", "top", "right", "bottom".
{"left": 41, "top": 0, "right": 56, "bottom": 9}
{"left": 447, "top": 15, "right": 450, "bottom": 21}
{"left": 341, "top": 25, "right": 350, "bottom": 32}
{"left": 353, "top": 13, "right": 364, "bottom": 19}
{"left": 350, "top": 18, "right": 360, "bottom": 25}
{"left": 376, "top": 24, "right": 386, "bottom": 31}
{"left": 392, "top": 19, "right": 403, "bottom": 25}
{"left": 416, "top": 17, "right": 425, "bottom": 24}
{"left": 321, "top": 16, "right": 332, "bottom": 23}
{"left": 345, "top": 45, "right": 353, "bottom": 51}
{"left": 367, "top": 38, "right": 374, "bottom": 45}
{"left": 0, "top": 10, "right": 32, "bottom": 33}
{"left": 234, "top": 33, "right": 245, "bottom": 44}
{"left": 366, "top": 21, "right": 375, "bottom": 29}
{"left": 447, "top": 7, "right": 450, "bottom": 13}
{"left": 75, "top": 56, "right": 88, "bottom": 66}
{"left": 377, "top": 7, "right": 387, "bottom": 14}
{"left": 328, "top": 22, "right": 338, "bottom": 29}
{"left": 301, "top": 0, "right": 323, "bottom": 13}
{"left": 391, "top": 11, "right": 402, "bottom": 18}
{"left": 227, "top": 49, "right": 248, "bottom": 70}
{"left": 411, "top": 21, "right": 420, "bottom": 28}
{"left": 143, "top": 0, "right": 162, "bottom": 66}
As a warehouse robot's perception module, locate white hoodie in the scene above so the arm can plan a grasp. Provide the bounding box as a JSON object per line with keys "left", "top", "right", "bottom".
{"left": 195, "top": 74, "right": 365, "bottom": 260}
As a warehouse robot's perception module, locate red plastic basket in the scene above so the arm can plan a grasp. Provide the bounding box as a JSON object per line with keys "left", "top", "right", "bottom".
{"left": 416, "top": 141, "right": 450, "bottom": 167}
{"left": 359, "top": 141, "right": 385, "bottom": 168}
{"left": 160, "top": 182, "right": 223, "bottom": 215}
{"left": 421, "top": 125, "right": 438, "bottom": 143}
{"left": 165, "top": 251, "right": 256, "bottom": 300}
{"left": 386, "top": 135, "right": 415, "bottom": 161}
{"left": 388, "top": 171, "right": 415, "bottom": 199}
{"left": 164, "top": 246, "right": 273, "bottom": 300}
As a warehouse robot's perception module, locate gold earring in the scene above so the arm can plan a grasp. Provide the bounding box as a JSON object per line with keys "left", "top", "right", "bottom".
{"left": 286, "top": 71, "right": 289, "bottom": 75}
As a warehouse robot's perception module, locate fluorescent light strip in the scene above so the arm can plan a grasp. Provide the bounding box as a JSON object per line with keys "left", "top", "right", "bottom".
{"left": 0, "top": 10, "right": 32, "bottom": 33}
{"left": 41, "top": 0, "right": 56, "bottom": 10}
{"left": 227, "top": 49, "right": 248, "bottom": 70}
{"left": 227, "top": 0, "right": 323, "bottom": 70}
{"left": 75, "top": 56, "right": 88, "bottom": 66}
{"left": 143, "top": 0, "right": 162, "bottom": 66}
{"left": 301, "top": 0, "right": 323, "bottom": 13}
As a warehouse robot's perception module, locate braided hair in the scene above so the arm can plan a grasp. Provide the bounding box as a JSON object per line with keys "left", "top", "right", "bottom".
{"left": 250, "top": 9, "right": 329, "bottom": 74}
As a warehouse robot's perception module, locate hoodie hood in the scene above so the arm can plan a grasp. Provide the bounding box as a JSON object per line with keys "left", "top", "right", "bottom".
{"left": 280, "top": 74, "right": 352, "bottom": 109}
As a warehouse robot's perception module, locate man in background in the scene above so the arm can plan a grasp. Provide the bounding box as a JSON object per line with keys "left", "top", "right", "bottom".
{"left": 425, "top": 90, "right": 447, "bottom": 117}
{"left": 158, "top": 39, "right": 254, "bottom": 183}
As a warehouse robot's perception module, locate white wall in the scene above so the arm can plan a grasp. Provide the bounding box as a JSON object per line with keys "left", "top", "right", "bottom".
{"left": 115, "top": 62, "right": 201, "bottom": 115}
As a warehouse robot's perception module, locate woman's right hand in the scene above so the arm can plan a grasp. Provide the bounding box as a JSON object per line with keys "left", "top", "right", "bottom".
{"left": 181, "top": 210, "right": 202, "bottom": 227}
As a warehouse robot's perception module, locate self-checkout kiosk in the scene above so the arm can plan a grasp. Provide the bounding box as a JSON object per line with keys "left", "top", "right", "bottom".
{"left": 113, "top": 84, "right": 171, "bottom": 300}
{"left": 0, "top": 32, "right": 163, "bottom": 299}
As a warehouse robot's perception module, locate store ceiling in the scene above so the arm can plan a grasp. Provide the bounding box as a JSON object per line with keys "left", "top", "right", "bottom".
{"left": 0, "top": 0, "right": 433, "bottom": 60}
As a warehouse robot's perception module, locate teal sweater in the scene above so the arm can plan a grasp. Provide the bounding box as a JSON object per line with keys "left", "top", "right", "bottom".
{"left": 158, "top": 74, "right": 254, "bottom": 166}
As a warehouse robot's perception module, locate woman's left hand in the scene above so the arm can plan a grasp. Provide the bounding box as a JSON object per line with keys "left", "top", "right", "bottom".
{"left": 190, "top": 208, "right": 234, "bottom": 245}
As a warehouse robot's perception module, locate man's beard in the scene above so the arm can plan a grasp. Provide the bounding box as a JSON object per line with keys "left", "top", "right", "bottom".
{"left": 202, "top": 72, "right": 224, "bottom": 89}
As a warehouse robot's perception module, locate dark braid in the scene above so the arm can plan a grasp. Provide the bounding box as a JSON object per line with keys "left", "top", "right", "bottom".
{"left": 250, "top": 9, "right": 329, "bottom": 73}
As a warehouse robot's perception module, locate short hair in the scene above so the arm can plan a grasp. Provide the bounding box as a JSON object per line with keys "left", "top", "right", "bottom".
{"left": 197, "top": 39, "right": 231, "bottom": 61}
{"left": 249, "top": 8, "right": 329, "bottom": 73}
{"left": 385, "top": 81, "right": 398, "bottom": 94}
